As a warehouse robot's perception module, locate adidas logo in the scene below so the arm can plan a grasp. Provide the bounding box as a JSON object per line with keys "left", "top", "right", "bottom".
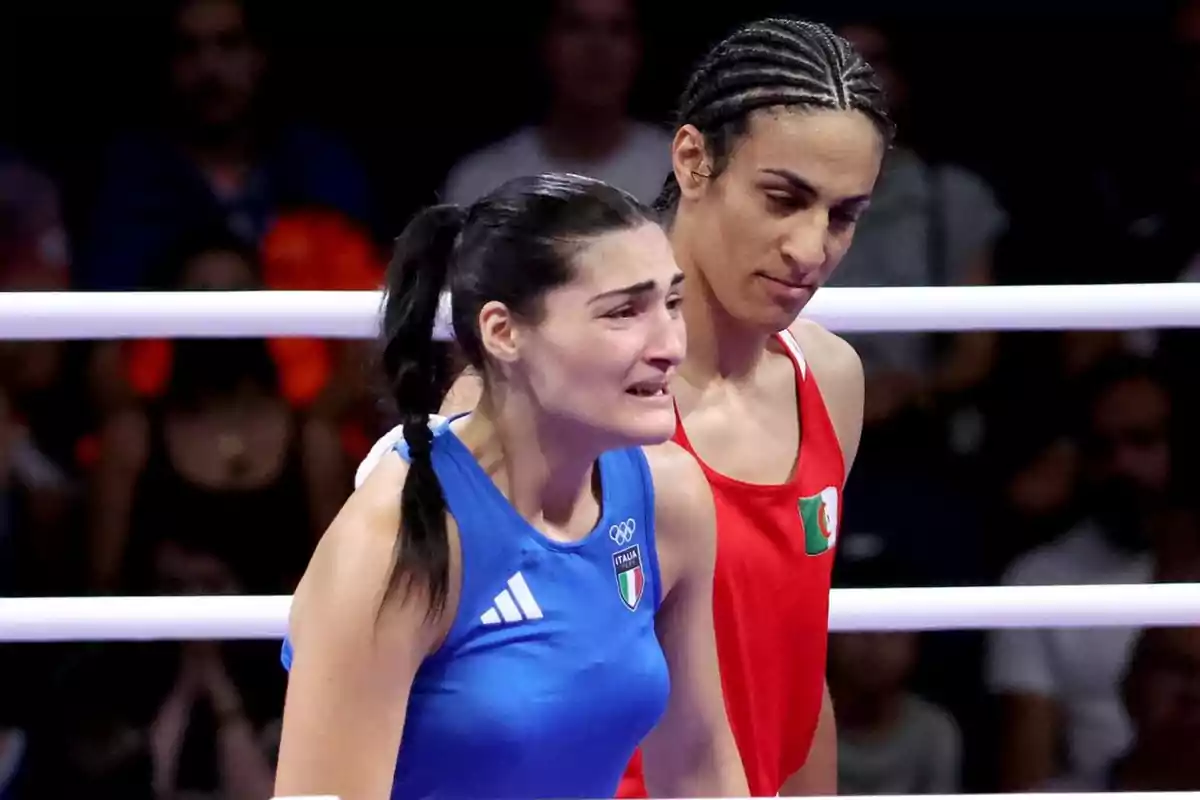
{"left": 480, "top": 572, "right": 544, "bottom": 625}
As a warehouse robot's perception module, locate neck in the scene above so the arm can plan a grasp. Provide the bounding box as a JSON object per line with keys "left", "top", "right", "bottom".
{"left": 671, "top": 224, "right": 774, "bottom": 384}
{"left": 459, "top": 395, "right": 602, "bottom": 535}
{"left": 540, "top": 104, "right": 628, "bottom": 162}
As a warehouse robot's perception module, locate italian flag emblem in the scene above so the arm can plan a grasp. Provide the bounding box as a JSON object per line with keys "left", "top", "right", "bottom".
{"left": 612, "top": 545, "right": 645, "bottom": 611}
{"left": 799, "top": 486, "right": 840, "bottom": 556}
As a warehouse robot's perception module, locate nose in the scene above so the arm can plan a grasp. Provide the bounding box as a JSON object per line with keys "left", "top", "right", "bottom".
{"left": 781, "top": 211, "right": 829, "bottom": 273}
{"left": 646, "top": 306, "right": 686, "bottom": 369}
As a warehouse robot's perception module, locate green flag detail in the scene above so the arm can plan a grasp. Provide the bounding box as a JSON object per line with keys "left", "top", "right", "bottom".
{"left": 798, "top": 486, "right": 840, "bottom": 556}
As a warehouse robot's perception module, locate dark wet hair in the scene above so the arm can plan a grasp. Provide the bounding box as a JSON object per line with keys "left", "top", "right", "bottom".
{"left": 656, "top": 17, "right": 895, "bottom": 214}
{"left": 380, "top": 172, "right": 653, "bottom": 615}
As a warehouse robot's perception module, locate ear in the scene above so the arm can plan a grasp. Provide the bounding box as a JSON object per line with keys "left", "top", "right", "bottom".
{"left": 477, "top": 300, "right": 521, "bottom": 365}
{"left": 671, "top": 124, "right": 712, "bottom": 201}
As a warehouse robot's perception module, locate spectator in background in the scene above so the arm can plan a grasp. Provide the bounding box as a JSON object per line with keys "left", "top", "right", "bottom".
{"left": 441, "top": 0, "right": 670, "bottom": 205}
{"left": 257, "top": 208, "right": 385, "bottom": 459}
{"left": 981, "top": 410, "right": 1082, "bottom": 577}
{"left": 1091, "top": 0, "right": 1200, "bottom": 290}
{"left": 0, "top": 723, "right": 25, "bottom": 800}
{"left": 78, "top": 0, "right": 372, "bottom": 291}
{"left": 988, "top": 356, "right": 1178, "bottom": 791}
{"left": 828, "top": 550, "right": 962, "bottom": 796}
{"left": 831, "top": 23, "right": 1007, "bottom": 454}
{"left": 87, "top": 229, "right": 348, "bottom": 593}
{"left": 0, "top": 143, "right": 70, "bottom": 291}
{"left": 0, "top": 388, "right": 71, "bottom": 596}
{"left": 36, "top": 533, "right": 282, "bottom": 799}
{"left": 88, "top": 207, "right": 386, "bottom": 464}
{"left": 1051, "top": 626, "right": 1200, "bottom": 791}
{"left": 1151, "top": 0, "right": 1200, "bottom": 449}
{"left": 0, "top": 146, "right": 82, "bottom": 595}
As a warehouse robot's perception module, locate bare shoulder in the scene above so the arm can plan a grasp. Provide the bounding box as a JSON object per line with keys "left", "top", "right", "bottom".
{"left": 643, "top": 441, "right": 705, "bottom": 496}
{"left": 789, "top": 318, "right": 865, "bottom": 472}
{"left": 291, "top": 452, "right": 440, "bottom": 656}
{"left": 642, "top": 441, "right": 711, "bottom": 515}
{"left": 789, "top": 318, "right": 863, "bottom": 390}
{"left": 641, "top": 442, "right": 716, "bottom": 595}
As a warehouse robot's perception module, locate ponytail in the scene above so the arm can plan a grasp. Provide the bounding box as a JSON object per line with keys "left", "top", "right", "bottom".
{"left": 379, "top": 204, "right": 466, "bottom": 617}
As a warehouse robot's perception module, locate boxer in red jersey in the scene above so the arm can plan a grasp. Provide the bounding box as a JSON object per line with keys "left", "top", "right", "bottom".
{"left": 622, "top": 18, "right": 891, "bottom": 797}
{"left": 426, "top": 18, "right": 891, "bottom": 796}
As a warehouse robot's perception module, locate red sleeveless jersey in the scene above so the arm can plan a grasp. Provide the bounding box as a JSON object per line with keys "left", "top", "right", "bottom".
{"left": 618, "top": 330, "right": 844, "bottom": 797}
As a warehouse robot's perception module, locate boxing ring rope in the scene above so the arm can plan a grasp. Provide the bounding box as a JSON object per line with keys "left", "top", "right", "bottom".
{"left": 1, "top": 584, "right": 1198, "bottom": 642}
{"left": 0, "top": 287, "right": 1190, "bottom": 610}
{"left": 4, "top": 282, "right": 1200, "bottom": 340}
{"left": 5, "top": 285, "right": 1198, "bottom": 798}
{"left": 0, "top": 283, "right": 1197, "bottom": 641}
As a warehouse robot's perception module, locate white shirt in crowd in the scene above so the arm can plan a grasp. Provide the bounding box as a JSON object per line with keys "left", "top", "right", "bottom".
{"left": 441, "top": 123, "right": 672, "bottom": 207}
{"left": 986, "top": 521, "right": 1152, "bottom": 784}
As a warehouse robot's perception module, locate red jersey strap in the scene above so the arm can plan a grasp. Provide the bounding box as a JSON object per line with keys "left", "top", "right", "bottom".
{"left": 776, "top": 328, "right": 807, "bottom": 379}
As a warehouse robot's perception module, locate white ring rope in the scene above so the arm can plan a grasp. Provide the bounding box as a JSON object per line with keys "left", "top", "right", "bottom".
{"left": 2, "top": 584, "right": 1198, "bottom": 642}
{"left": 3, "top": 283, "right": 1200, "bottom": 340}
{"left": 2, "top": 288, "right": 1194, "bottom": 649}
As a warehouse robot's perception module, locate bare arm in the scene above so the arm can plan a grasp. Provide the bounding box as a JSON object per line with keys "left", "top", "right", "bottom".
{"left": 988, "top": 571, "right": 1063, "bottom": 791}
{"left": 215, "top": 707, "right": 276, "bottom": 800}
{"left": 783, "top": 322, "right": 866, "bottom": 795}
{"left": 274, "top": 453, "right": 445, "bottom": 800}
{"left": 790, "top": 320, "right": 865, "bottom": 473}
{"left": 202, "top": 650, "right": 276, "bottom": 800}
{"left": 641, "top": 445, "right": 748, "bottom": 798}
{"left": 88, "top": 408, "right": 150, "bottom": 591}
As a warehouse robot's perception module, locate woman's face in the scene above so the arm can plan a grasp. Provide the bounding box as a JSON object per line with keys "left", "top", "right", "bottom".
{"left": 674, "top": 107, "right": 884, "bottom": 332}
{"left": 488, "top": 222, "right": 686, "bottom": 449}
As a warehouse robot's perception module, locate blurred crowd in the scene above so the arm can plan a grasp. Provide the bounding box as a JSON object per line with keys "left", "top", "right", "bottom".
{"left": 3, "top": 0, "right": 1200, "bottom": 797}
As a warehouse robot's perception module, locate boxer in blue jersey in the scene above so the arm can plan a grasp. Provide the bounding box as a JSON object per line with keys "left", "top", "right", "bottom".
{"left": 273, "top": 173, "right": 748, "bottom": 800}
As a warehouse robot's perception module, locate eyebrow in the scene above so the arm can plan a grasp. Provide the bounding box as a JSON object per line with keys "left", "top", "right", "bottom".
{"left": 589, "top": 272, "right": 685, "bottom": 303}
{"left": 761, "top": 168, "right": 872, "bottom": 206}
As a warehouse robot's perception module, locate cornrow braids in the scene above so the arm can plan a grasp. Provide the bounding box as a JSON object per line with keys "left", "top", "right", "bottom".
{"left": 656, "top": 17, "right": 894, "bottom": 213}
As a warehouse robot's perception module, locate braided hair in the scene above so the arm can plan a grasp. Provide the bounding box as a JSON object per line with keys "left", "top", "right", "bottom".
{"left": 656, "top": 17, "right": 894, "bottom": 213}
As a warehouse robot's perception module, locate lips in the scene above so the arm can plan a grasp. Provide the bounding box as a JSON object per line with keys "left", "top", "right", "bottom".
{"left": 760, "top": 273, "right": 815, "bottom": 291}
{"left": 625, "top": 378, "right": 670, "bottom": 398}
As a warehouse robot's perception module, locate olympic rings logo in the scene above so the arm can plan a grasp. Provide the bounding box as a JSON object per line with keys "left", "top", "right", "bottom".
{"left": 609, "top": 519, "right": 636, "bottom": 546}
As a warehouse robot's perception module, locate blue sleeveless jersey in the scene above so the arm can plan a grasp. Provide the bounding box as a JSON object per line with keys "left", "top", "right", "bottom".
{"left": 281, "top": 418, "right": 670, "bottom": 799}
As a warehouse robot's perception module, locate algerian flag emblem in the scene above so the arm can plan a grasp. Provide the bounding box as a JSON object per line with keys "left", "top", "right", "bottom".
{"left": 798, "top": 486, "right": 839, "bottom": 556}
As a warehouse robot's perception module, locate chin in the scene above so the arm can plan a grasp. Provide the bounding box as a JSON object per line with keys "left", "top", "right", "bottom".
{"left": 741, "top": 301, "right": 802, "bottom": 333}
{"left": 729, "top": 290, "right": 807, "bottom": 333}
{"left": 604, "top": 408, "right": 678, "bottom": 449}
